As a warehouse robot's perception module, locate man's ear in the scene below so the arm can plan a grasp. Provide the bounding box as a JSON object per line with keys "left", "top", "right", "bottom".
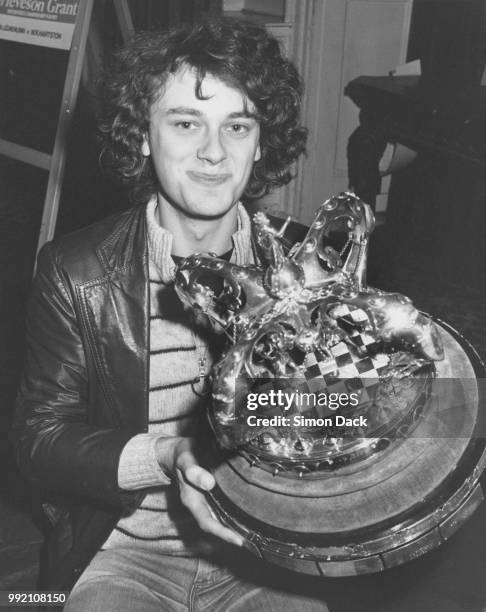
{"left": 141, "top": 136, "right": 150, "bottom": 157}
{"left": 254, "top": 144, "right": 261, "bottom": 163}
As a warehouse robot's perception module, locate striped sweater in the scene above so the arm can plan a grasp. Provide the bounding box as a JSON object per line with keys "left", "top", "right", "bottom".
{"left": 103, "top": 196, "right": 254, "bottom": 554}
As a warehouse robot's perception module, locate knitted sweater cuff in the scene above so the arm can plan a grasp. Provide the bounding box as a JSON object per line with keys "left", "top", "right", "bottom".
{"left": 118, "top": 433, "right": 172, "bottom": 490}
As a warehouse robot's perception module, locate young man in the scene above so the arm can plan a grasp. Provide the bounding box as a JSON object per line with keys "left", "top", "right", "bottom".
{"left": 13, "top": 17, "right": 327, "bottom": 611}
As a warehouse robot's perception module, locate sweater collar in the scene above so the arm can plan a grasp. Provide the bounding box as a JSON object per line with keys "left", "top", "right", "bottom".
{"left": 146, "top": 196, "right": 254, "bottom": 283}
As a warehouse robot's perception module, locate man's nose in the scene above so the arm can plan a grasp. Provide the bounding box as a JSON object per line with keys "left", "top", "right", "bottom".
{"left": 197, "top": 129, "right": 227, "bottom": 165}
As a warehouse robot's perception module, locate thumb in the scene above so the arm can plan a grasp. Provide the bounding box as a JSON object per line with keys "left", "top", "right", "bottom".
{"left": 178, "top": 452, "right": 215, "bottom": 491}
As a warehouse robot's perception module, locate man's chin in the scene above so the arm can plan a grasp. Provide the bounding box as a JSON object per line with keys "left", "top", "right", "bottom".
{"left": 158, "top": 187, "right": 241, "bottom": 221}
{"left": 182, "top": 193, "right": 240, "bottom": 221}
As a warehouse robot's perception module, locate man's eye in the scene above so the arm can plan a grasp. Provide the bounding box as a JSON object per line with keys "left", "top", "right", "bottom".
{"left": 227, "top": 124, "right": 249, "bottom": 135}
{"left": 175, "top": 121, "right": 197, "bottom": 129}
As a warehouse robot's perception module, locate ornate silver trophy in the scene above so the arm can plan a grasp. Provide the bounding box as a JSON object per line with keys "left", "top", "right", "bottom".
{"left": 175, "top": 193, "right": 485, "bottom": 576}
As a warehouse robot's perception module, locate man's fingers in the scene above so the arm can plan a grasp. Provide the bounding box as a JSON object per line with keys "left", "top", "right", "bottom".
{"left": 184, "top": 464, "right": 215, "bottom": 490}
{"left": 176, "top": 450, "right": 215, "bottom": 491}
{"left": 183, "top": 491, "right": 243, "bottom": 546}
{"left": 172, "top": 440, "right": 242, "bottom": 546}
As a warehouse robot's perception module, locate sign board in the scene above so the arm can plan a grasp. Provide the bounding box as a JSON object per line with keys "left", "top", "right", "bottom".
{"left": 0, "top": 0, "right": 78, "bottom": 50}
{"left": 0, "top": 0, "right": 133, "bottom": 262}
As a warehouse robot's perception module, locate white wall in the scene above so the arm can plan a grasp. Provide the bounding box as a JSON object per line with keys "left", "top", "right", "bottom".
{"left": 253, "top": 0, "right": 412, "bottom": 224}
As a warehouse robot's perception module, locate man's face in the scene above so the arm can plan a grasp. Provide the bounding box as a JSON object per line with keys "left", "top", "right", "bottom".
{"left": 143, "top": 67, "right": 261, "bottom": 219}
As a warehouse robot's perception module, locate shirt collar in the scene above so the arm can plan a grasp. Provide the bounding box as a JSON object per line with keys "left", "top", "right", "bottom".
{"left": 146, "top": 196, "right": 254, "bottom": 283}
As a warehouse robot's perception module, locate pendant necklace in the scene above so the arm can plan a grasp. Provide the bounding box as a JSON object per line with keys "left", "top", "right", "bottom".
{"left": 191, "top": 353, "right": 211, "bottom": 397}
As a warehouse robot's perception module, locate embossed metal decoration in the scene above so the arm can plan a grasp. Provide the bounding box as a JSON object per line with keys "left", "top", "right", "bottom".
{"left": 174, "top": 193, "right": 486, "bottom": 577}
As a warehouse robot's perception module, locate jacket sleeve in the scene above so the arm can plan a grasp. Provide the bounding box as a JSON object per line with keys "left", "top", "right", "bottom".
{"left": 12, "top": 242, "right": 140, "bottom": 513}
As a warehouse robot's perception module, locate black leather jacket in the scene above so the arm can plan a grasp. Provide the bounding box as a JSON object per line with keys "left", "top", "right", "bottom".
{"left": 13, "top": 205, "right": 151, "bottom": 589}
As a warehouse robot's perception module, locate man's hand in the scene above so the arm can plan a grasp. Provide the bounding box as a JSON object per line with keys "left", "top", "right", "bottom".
{"left": 155, "top": 436, "right": 243, "bottom": 547}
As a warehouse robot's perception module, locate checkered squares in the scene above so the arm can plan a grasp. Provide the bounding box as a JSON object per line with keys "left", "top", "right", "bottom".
{"left": 329, "top": 303, "right": 369, "bottom": 328}
{"left": 328, "top": 303, "right": 380, "bottom": 356}
{"left": 303, "top": 339, "right": 390, "bottom": 417}
{"left": 242, "top": 303, "right": 391, "bottom": 419}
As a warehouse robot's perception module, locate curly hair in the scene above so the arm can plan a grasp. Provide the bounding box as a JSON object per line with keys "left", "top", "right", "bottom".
{"left": 99, "top": 17, "right": 307, "bottom": 204}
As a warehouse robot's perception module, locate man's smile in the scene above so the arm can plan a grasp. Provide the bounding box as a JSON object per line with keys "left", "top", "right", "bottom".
{"left": 187, "top": 171, "right": 232, "bottom": 186}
